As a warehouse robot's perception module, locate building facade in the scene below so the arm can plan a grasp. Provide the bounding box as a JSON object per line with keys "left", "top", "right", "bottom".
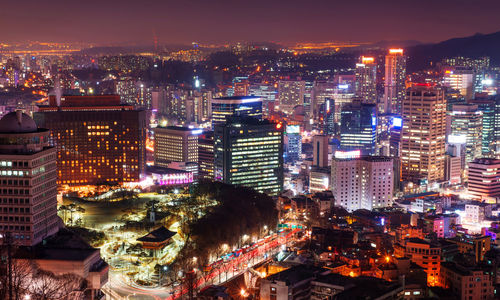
{"left": 401, "top": 85, "right": 446, "bottom": 184}
{"left": 467, "top": 158, "right": 500, "bottom": 201}
{"left": 0, "top": 111, "right": 60, "bottom": 246}
{"left": 331, "top": 156, "right": 394, "bottom": 212}
{"left": 355, "top": 56, "right": 377, "bottom": 104}
{"left": 214, "top": 118, "right": 283, "bottom": 195}
{"left": 383, "top": 49, "right": 407, "bottom": 114}
{"left": 211, "top": 96, "right": 262, "bottom": 128}
{"left": 154, "top": 126, "right": 200, "bottom": 167}
{"left": 450, "top": 104, "right": 483, "bottom": 163}
{"left": 198, "top": 130, "right": 214, "bottom": 181}
{"left": 278, "top": 80, "right": 306, "bottom": 114}
{"left": 340, "top": 102, "right": 377, "bottom": 156}
{"left": 34, "top": 95, "right": 147, "bottom": 186}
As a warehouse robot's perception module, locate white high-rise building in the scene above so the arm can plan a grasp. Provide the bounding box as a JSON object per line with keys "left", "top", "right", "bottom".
{"left": 0, "top": 111, "right": 61, "bottom": 246}
{"left": 331, "top": 156, "right": 394, "bottom": 212}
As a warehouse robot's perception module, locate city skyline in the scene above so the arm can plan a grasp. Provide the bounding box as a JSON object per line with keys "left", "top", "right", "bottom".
{"left": 3, "top": 0, "right": 500, "bottom": 45}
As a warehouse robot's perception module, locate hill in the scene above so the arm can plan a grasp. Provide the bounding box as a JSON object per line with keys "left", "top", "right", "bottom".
{"left": 406, "top": 30, "right": 500, "bottom": 71}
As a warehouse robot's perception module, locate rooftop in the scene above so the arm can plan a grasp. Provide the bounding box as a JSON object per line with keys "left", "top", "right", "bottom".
{"left": 266, "top": 265, "right": 326, "bottom": 285}
{"left": 0, "top": 111, "right": 39, "bottom": 133}
{"left": 155, "top": 125, "right": 201, "bottom": 132}
{"left": 137, "top": 226, "right": 176, "bottom": 243}
{"left": 213, "top": 96, "right": 260, "bottom": 100}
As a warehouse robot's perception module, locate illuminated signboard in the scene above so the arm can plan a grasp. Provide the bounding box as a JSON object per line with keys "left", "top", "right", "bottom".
{"left": 286, "top": 125, "right": 300, "bottom": 134}
{"left": 448, "top": 134, "right": 467, "bottom": 144}
{"left": 389, "top": 48, "right": 403, "bottom": 54}
{"left": 392, "top": 117, "right": 402, "bottom": 128}
{"left": 335, "top": 150, "right": 361, "bottom": 159}
{"left": 361, "top": 56, "right": 375, "bottom": 64}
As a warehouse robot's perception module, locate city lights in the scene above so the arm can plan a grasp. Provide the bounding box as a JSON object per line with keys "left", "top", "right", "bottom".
{"left": 2, "top": 5, "right": 498, "bottom": 300}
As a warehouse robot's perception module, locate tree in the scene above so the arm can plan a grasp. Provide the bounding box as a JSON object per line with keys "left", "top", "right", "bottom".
{"left": 27, "top": 269, "right": 87, "bottom": 300}
{"left": 0, "top": 259, "right": 87, "bottom": 300}
{"left": 0, "top": 259, "right": 33, "bottom": 300}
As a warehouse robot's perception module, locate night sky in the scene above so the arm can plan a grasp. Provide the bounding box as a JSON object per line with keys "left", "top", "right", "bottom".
{"left": 3, "top": 0, "right": 500, "bottom": 45}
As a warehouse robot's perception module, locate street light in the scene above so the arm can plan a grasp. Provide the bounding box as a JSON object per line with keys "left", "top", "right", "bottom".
{"left": 24, "top": 295, "right": 31, "bottom": 300}
{"left": 240, "top": 289, "right": 247, "bottom": 297}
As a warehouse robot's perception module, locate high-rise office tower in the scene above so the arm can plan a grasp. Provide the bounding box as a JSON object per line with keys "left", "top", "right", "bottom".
{"left": 284, "top": 125, "right": 302, "bottom": 164}
{"left": 311, "top": 80, "right": 335, "bottom": 118}
{"left": 389, "top": 116, "right": 403, "bottom": 158}
{"left": 248, "top": 84, "right": 277, "bottom": 117}
{"left": 198, "top": 131, "right": 214, "bottom": 181}
{"left": 445, "top": 146, "right": 462, "bottom": 185}
{"left": 157, "top": 84, "right": 195, "bottom": 123}
{"left": 34, "top": 95, "right": 147, "bottom": 186}
{"left": 214, "top": 118, "right": 283, "bottom": 195}
{"left": 154, "top": 126, "right": 201, "bottom": 167}
{"left": 355, "top": 56, "right": 377, "bottom": 104}
{"left": 318, "top": 99, "right": 335, "bottom": 135}
{"left": 211, "top": 96, "right": 262, "bottom": 128}
{"left": 194, "top": 90, "right": 213, "bottom": 122}
{"left": 312, "top": 135, "right": 329, "bottom": 168}
{"left": 450, "top": 104, "right": 483, "bottom": 162}
{"left": 116, "top": 77, "right": 137, "bottom": 105}
{"left": 468, "top": 158, "right": 500, "bottom": 202}
{"left": 383, "top": 49, "right": 407, "bottom": 114}
{"left": 469, "top": 99, "right": 495, "bottom": 156}
{"left": 278, "top": 80, "right": 306, "bottom": 114}
{"left": 331, "top": 156, "right": 394, "bottom": 212}
{"left": 443, "top": 67, "right": 475, "bottom": 100}
{"left": 340, "top": 102, "right": 377, "bottom": 156}
{"left": 0, "top": 111, "right": 60, "bottom": 246}
{"left": 401, "top": 85, "right": 446, "bottom": 184}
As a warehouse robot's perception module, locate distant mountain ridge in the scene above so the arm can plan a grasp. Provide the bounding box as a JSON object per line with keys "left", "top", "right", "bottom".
{"left": 405, "top": 30, "right": 500, "bottom": 71}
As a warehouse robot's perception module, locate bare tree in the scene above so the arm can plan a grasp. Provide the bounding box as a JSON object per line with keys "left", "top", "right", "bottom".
{"left": 0, "top": 259, "right": 35, "bottom": 300}
{"left": 27, "top": 269, "right": 86, "bottom": 300}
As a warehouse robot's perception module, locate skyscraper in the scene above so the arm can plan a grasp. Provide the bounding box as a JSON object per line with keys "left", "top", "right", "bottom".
{"left": 34, "top": 95, "right": 147, "bottom": 186}
{"left": 311, "top": 80, "right": 335, "bottom": 119}
{"left": 401, "top": 85, "right": 446, "bottom": 184}
{"left": 284, "top": 125, "right": 302, "bottom": 164}
{"left": 355, "top": 56, "right": 377, "bottom": 104}
{"left": 469, "top": 99, "right": 495, "bottom": 156}
{"left": 450, "top": 104, "right": 483, "bottom": 162}
{"left": 198, "top": 130, "right": 215, "bottom": 181}
{"left": 340, "top": 102, "right": 377, "bottom": 156}
{"left": 211, "top": 96, "right": 262, "bottom": 128}
{"left": 331, "top": 156, "right": 394, "bottom": 212}
{"left": 249, "top": 84, "right": 277, "bottom": 117}
{"left": 383, "top": 49, "right": 407, "bottom": 114}
{"left": 0, "top": 111, "right": 60, "bottom": 246}
{"left": 278, "top": 80, "right": 306, "bottom": 114}
{"left": 313, "top": 135, "right": 329, "bottom": 168}
{"left": 214, "top": 118, "right": 283, "bottom": 195}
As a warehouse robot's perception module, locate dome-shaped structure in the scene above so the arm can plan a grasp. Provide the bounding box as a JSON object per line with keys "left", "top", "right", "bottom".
{"left": 0, "top": 111, "right": 38, "bottom": 133}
